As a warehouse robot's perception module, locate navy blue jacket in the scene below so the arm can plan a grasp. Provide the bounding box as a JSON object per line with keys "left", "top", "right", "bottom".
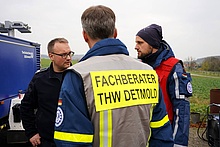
{"left": 21, "top": 63, "right": 63, "bottom": 142}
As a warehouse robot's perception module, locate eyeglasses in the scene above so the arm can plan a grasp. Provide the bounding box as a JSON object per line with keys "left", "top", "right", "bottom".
{"left": 51, "top": 51, "right": 75, "bottom": 59}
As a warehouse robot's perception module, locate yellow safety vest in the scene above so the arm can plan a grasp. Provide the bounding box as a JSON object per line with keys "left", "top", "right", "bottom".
{"left": 70, "top": 54, "right": 160, "bottom": 147}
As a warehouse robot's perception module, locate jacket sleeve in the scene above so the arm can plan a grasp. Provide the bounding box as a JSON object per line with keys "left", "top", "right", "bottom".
{"left": 54, "top": 71, "right": 94, "bottom": 146}
{"left": 149, "top": 88, "right": 174, "bottom": 147}
{"left": 168, "top": 63, "right": 192, "bottom": 146}
{"left": 20, "top": 76, "right": 38, "bottom": 139}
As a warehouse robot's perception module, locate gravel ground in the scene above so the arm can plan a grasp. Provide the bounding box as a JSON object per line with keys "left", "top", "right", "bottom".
{"left": 188, "top": 126, "right": 210, "bottom": 147}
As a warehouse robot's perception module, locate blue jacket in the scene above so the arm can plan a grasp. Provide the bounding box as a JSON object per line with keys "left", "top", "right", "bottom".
{"left": 143, "top": 41, "right": 192, "bottom": 146}
{"left": 54, "top": 39, "right": 174, "bottom": 147}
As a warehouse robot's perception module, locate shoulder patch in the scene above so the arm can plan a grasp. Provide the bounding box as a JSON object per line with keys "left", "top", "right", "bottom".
{"left": 187, "top": 82, "right": 193, "bottom": 94}
{"left": 55, "top": 107, "right": 64, "bottom": 127}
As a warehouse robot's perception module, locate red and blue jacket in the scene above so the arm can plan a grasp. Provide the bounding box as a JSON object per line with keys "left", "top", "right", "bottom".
{"left": 143, "top": 40, "right": 192, "bottom": 147}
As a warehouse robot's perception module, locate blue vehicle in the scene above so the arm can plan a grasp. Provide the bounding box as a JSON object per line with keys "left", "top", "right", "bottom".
{"left": 0, "top": 21, "right": 40, "bottom": 144}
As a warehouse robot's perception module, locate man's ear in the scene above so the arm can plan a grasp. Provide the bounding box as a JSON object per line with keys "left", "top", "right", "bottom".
{"left": 48, "top": 53, "right": 53, "bottom": 59}
{"left": 48, "top": 53, "right": 54, "bottom": 61}
{"left": 83, "top": 30, "right": 89, "bottom": 42}
{"left": 113, "top": 28, "right": 117, "bottom": 38}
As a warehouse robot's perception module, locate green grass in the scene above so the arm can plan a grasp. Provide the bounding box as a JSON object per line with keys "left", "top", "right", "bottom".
{"left": 190, "top": 75, "right": 220, "bottom": 116}
{"left": 41, "top": 58, "right": 51, "bottom": 68}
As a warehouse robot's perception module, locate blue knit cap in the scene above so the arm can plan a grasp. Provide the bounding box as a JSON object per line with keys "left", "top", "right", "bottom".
{"left": 136, "top": 24, "right": 163, "bottom": 49}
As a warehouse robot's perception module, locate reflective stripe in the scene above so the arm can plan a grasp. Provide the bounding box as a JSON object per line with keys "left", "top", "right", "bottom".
{"left": 174, "top": 144, "right": 187, "bottom": 147}
{"left": 179, "top": 95, "right": 185, "bottom": 99}
{"left": 100, "top": 110, "right": 112, "bottom": 147}
{"left": 173, "top": 109, "right": 179, "bottom": 140}
{"left": 54, "top": 131, "right": 93, "bottom": 143}
{"left": 147, "top": 104, "right": 155, "bottom": 147}
{"left": 150, "top": 114, "right": 169, "bottom": 128}
{"left": 173, "top": 72, "right": 179, "bottom": 98}
{"left": 108, "top": 110, "right": 112, "bottom": 147}
{"left": 173, "top": 72, "right": 185, "bottom": 99}
{"left": 100, "top": 111, "right": 104, "bottom": 146}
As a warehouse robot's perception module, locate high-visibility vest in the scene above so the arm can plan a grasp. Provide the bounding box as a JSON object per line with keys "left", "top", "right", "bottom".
{"left": 71, "top": 54, "right": 160, "bottom": 147}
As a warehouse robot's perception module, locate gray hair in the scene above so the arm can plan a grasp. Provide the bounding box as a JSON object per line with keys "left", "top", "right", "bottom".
{"left": 81, "top": 5, "right": 116, "bottom": 40}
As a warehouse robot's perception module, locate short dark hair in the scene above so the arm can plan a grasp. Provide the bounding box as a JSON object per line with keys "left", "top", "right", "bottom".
{"left": 47, "top": 38, "right": 68, "bottom": 53}
{"left": 81, "top": 5, "right": 116, "bottom": 40}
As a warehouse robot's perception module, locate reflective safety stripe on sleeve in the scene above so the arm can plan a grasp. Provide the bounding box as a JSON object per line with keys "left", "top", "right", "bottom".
{"left": 173, "top": 72, "right": 185, "bottom": 99}
{"left": 100, "top": 109, "right": 112, "bottom": 147}
{"left": 150, "top": 114, "right": 169, "bottom": 128}
{"left": 54, "top": 131, "right": 93, "bottom": 143}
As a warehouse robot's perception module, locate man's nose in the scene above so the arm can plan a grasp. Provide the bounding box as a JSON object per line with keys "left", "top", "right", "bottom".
{"left": 66, "top": 54, "right": 72, "bottom": 60}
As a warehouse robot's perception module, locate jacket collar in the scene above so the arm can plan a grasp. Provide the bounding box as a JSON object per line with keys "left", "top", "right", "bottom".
{"left": 80, "top": 38, "right": 129, "bottom": 62}
{"left": 142, "top": 40, "right": 175, "bottom": 68}
{"left": 48, "top": 63, "right": 62, "bottom": 81}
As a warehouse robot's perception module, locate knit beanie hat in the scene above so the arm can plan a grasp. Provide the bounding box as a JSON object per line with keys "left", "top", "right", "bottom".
{"left": 136, "top": 24, "right": 163, "bottom": 49}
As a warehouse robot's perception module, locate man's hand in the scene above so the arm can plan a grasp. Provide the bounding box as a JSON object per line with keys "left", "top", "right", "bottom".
{"left": 29, "top": 133, "right": 41, "bottom": 146}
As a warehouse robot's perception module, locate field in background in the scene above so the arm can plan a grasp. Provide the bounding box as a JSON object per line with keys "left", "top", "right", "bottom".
{"left": 41, "top": 59, "right": 220, "bottom": 117}
{"left": 190, "top": 75, "right": 220, "bottom": 116}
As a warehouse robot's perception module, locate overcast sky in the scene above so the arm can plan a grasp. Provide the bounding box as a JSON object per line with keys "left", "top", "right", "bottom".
{"left": 1, "top": 0, "right": 220, "bottom": 61}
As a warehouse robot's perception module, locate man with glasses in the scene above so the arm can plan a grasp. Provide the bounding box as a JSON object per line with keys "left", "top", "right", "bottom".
{"left": 20, "top": 38, "right": 73, "bottom": 147}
